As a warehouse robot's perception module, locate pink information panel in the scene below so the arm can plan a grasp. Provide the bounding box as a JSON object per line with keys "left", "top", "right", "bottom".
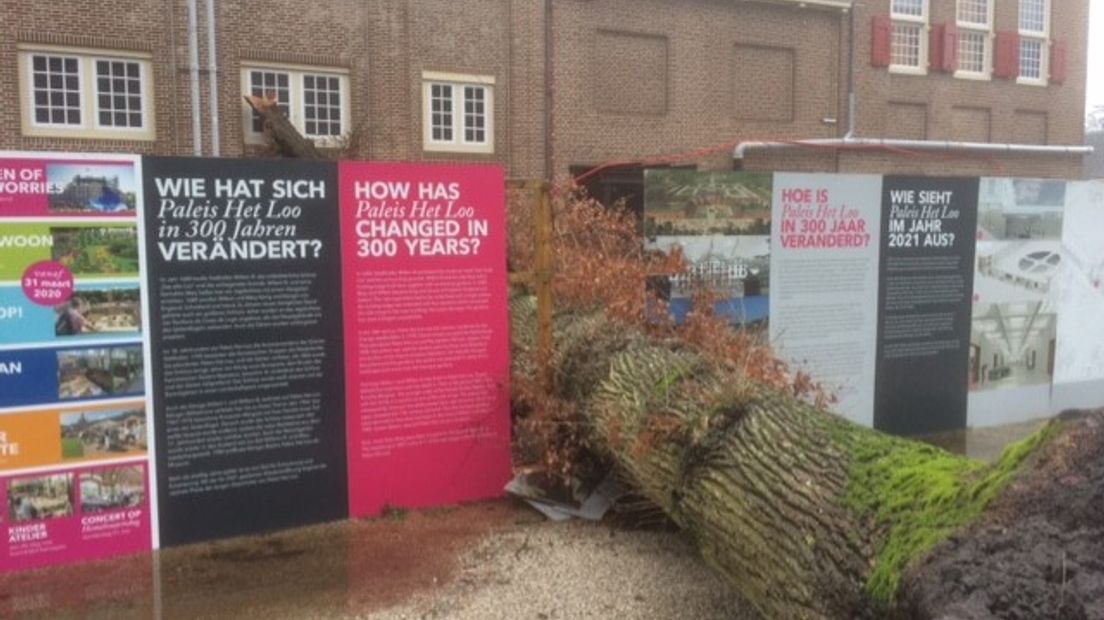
{"left": 339, "top": 162, "right": 511, "bottom": 517}
{"left": 0, "top": 462, "right": 152, "bottom": 572}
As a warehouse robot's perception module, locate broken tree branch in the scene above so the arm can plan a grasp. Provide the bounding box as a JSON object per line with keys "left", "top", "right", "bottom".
{"left": 243, "top": 94, "right": 323, "bottom": 160}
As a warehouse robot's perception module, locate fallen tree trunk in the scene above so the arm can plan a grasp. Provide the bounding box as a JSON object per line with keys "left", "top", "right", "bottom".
{"left": 510, "top": 296, "right": 1087, "bottom": 619}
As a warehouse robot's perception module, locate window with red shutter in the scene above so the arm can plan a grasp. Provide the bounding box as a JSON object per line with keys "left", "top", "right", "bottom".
{"left": 955, "top": 0, "right": 992, "bottom": 76}
{"left": 888, "top": 1, "right": 930, "bottom": 72}
{"left": 1018, "top": 0, "right": 1049, "bottom": 83}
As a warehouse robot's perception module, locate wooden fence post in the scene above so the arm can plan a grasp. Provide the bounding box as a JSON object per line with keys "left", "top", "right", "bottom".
{"left": 533, "top": 181, "right": 554, "bottom": 388}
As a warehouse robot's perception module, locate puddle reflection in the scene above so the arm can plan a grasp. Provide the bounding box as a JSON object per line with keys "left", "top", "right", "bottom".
{"left": 0, "top": 499, "right": 515, "bottom": 619}
{"left": 918, "top": 418, "right": 1050, "bottom": 461}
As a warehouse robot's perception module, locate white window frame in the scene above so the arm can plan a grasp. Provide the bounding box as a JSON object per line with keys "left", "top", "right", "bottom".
{"left": 240, "top": 63, "right": 351, "bottom": 147}
{"left": 421, "top": 71, "right": 495, "bottom": 154}
{"left": 954, "top": 0, "right": 993, "bottom": 80}
{"left": 245, "top": 68, "right": 291, "bottom": 136}
{"left": 27, "top": 53, "right": 83, "bottom": 129}
{"left": 889, "top": 0, "right": 930, "bottom": 75}
{"left": 17, "top": 45, "right": 155, "bottom": 141}
{"left": 1017, "top": 0, "right": 1049, "bottom": 86}
{"left": 91, "top": 59, "right": 151, "bottom": 133}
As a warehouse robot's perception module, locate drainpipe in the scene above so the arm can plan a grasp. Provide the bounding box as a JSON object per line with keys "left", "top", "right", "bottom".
{"left": 733, "top": 137, "right": 1094, "bottom": 160}
{"left": 166, "top": 0, "right": 180, "bottom": 154}
{"left": 187, "top": 0, "right": 202, "bottom": 156}
{"left": 845, "top": 4, "right": 855, "bottom": 139}
{"left": 206, "top": 0, "right": 220, "bottom": 156}
{"left": 543, "top": 0, "right": 553, "bottom": 181}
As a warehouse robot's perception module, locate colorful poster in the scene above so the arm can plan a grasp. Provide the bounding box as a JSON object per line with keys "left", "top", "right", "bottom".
{"left": 339, "top": 162, "right": 511, "bottom": 517}
{"left": 143, "top": 157, "right": 348, "bottom": 545}
{"left": 873, "top": 176, "right": 979, "bottom": 435}
{"left": 0, "top": 152, "right": 153, "bottom": 571}
{"left": 0, "top": 159, "right": 137, "bottom": 217}
{"left": 1053, "top": 179, "right": 1104, "bottom": 411}
{"left": 8, "top": 152, "right": 1101, "bottom": 572}
{"left": 1, "top": 462, "right": 152, "bottom": 572}
{"left": 769, "top": 174, "right": 882, "bottom": 426}
{"left": 644, "top": 170, "right": 772, "bottom": 326}
{"left": 967, "top": 178, "right": 1065, "bottom": 426}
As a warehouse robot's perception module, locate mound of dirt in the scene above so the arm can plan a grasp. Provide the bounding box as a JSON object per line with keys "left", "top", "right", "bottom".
{"left": 899, "top": 410, "right": 1104, "bottom": 620}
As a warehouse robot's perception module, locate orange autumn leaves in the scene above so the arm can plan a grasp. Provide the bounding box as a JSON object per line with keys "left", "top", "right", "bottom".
{"left": 508, "top": 183, "right": 833, "bottom": 478}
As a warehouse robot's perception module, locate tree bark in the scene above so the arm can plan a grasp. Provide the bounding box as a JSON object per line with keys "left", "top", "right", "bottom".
{"left": 243, "top": 95, "right": 323, "bottom": 159}
{"left": 581, "top": 325, "right": 871, "bottom": 618}
{"left": 510, "top": 297, "right": 1060, "bottom": 619}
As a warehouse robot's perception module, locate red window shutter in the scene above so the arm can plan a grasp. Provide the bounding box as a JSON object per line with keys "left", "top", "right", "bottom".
{"left": 1051, "top": 39, "right": 1068, "bottom": 84}
{"left": 930, "top": 24, "right": 945, "bottom": 70}
{"left": 930, "top": 24, "right": 958, "bottom": 72}
{"left": 871, "top": 15, "right": 892, "bottom": 67}
{"left": 994, "top": 31, "right": 1020, "bottom": 78}
{"left": 942, "top": 24, "right": 959, "bottom": 72}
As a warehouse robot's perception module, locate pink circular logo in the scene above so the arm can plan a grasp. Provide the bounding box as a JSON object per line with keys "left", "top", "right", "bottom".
{"left": 22, "top": 261, "right": 74, "bottom": 307}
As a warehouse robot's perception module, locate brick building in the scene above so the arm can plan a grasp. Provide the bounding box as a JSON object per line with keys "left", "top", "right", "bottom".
{"left": 0, "top": 0, "right": 1091, "bottom": 199}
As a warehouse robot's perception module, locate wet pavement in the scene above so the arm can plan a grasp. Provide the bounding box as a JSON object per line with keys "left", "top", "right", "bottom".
{"left": 0, "top": 419, "right": 1051, "bottom": 619}
{"left": 0, "top": 501, "right": 514, "bottom": 619}
{"left": 0, "top": 499, "right": 751, "bottom": 619}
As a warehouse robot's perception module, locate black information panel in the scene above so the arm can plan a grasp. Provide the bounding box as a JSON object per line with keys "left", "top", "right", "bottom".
{"left": 874, "top": 176, "right": 979, "bottom": 436}
{"left": 143, "top": 157, "right": 347, "bottom": 545}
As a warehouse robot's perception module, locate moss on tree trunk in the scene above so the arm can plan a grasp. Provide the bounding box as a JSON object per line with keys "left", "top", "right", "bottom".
{"left": 510, "top": 297, "right": 1061, "bottom": 619}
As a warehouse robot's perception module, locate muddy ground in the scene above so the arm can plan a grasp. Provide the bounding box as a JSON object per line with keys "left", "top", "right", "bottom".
{"left": 901, "top": 410, "right": 1104, "bottom": 620}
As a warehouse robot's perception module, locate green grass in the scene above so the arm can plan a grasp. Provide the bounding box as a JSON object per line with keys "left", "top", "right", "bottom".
{"left": 61, "top": 437, "right": 83, "bottom": 459}
{"left": 112, "top": 256, "right": 140, "bottom": 272}
{"left": 840, "top": 421, "right": 1062, "bottom": 605}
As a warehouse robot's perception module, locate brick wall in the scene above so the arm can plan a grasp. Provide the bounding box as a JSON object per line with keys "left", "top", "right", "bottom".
{"left": 0, "top": 0, "right": 549, "bottom": 179}
{"left": 0, "top": 0, "right": 1090, "bottom": 181}
{"left": 202, "top": 0, "right": 368, "bottom": 158}
{"left": 845, "top": 0, "right": 1088, "bottom": 178}
{"left": 558, "top": 0, "right": 1087, "bottom": 181}
{"left": 551, "top": 0, "right": 845, "bottom": 176}
{"left": 208, "top": 0, "right": 545, "bottom": 178}
{"left": 0, "top": 0, "right": 185, "bottom": 155}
